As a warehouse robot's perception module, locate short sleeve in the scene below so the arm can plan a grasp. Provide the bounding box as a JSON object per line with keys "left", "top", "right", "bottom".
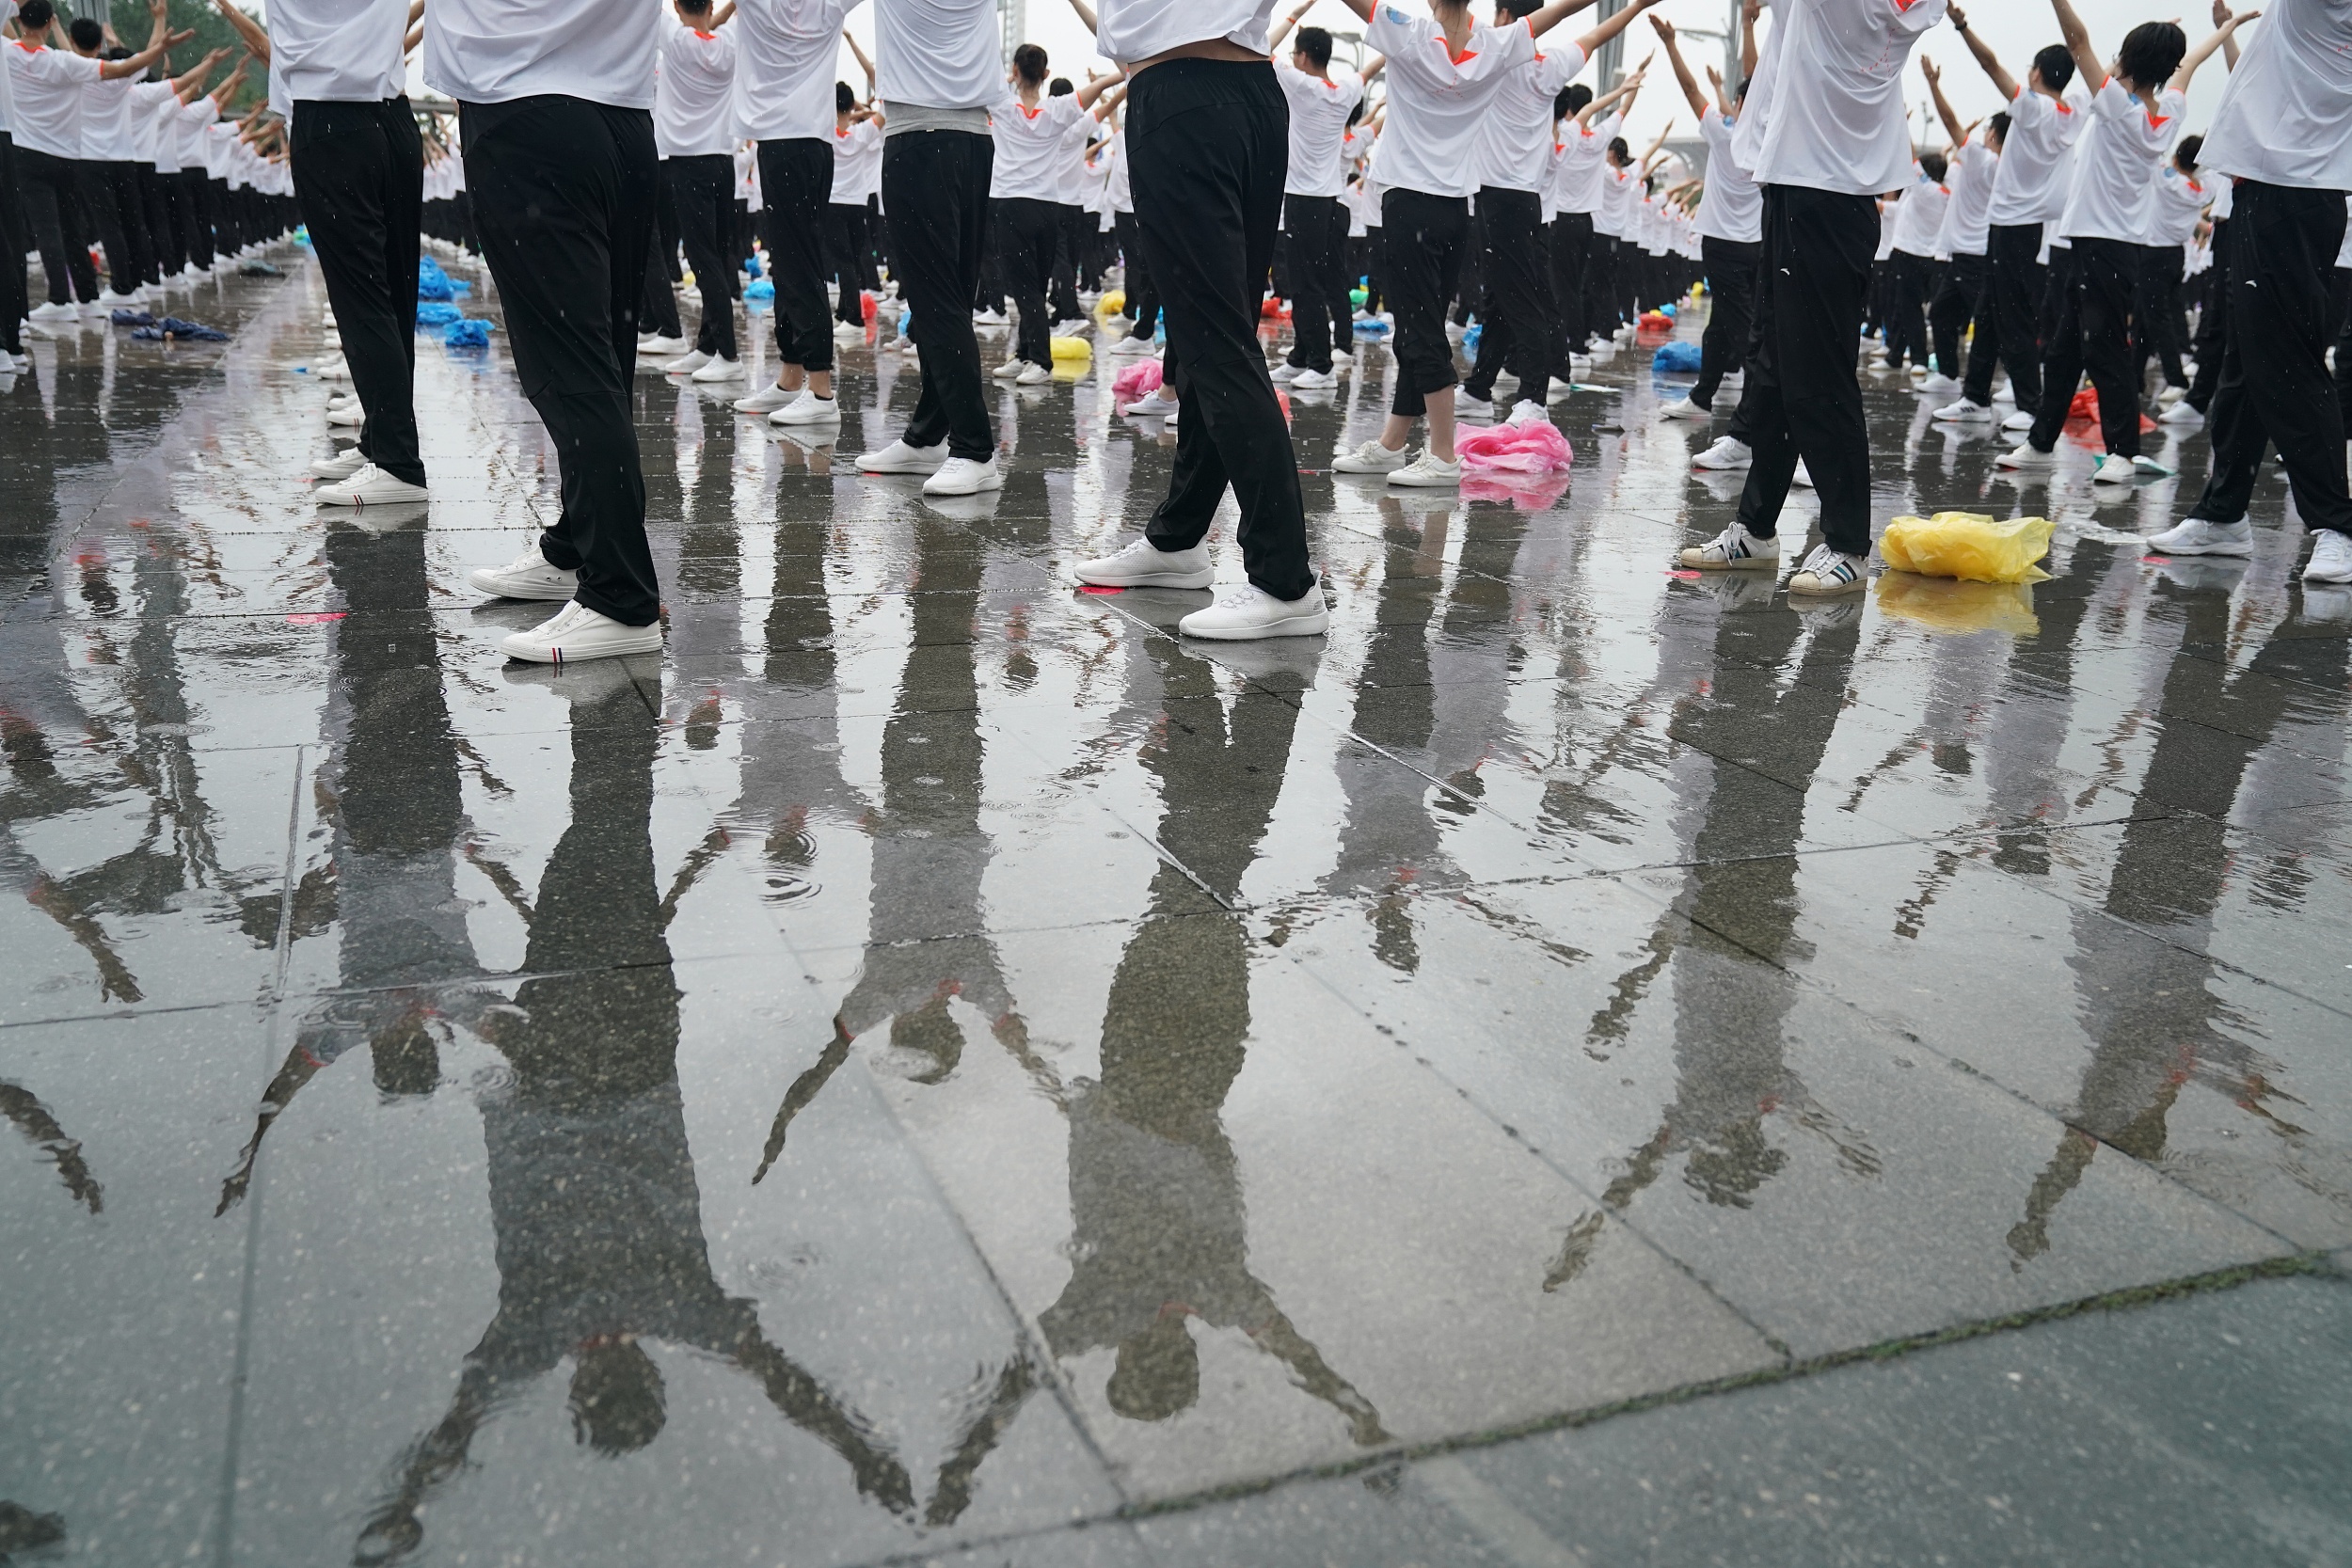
{"left": 1485, "top": 17, "right": 1537, "bottom": 72}
{"left": 1364, "top": 5, "right": 1414, "bottom": 55}
{"left": 1049, "top": 92, "right": 1082, "bottom": 128}
{"left": 2091, "top": 77, "right": 2134, "bottom": 119}
{"left": 1889, "top": 0, "right": 1947, "bottom": 34}
{"left": 1535, "top": 40, "right": 1586, "bottom": 91}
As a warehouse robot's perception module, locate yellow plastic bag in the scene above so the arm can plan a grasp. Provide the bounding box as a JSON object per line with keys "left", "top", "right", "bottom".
{"left": 1096, "top": 288, "right": 1126, "bottom": 316}
{"left": 1881, "top": 511, "right": 2055, "bottom": 584}
{"left": 1049, "top": 335, "right": 1092, "bottom": 363}
{"left": 1874, "top": 573, "right": 2041, "bottom": 637}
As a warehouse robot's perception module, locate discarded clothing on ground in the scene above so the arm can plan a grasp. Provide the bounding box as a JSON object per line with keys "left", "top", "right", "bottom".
{"left": 130, "top": 317, "right": 228, "bottom": 342}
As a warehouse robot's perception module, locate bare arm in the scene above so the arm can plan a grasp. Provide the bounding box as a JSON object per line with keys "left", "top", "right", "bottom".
{"left": 1268, "top": 0, "right": 1313, "bottom": 53}
{"left": 843, "top": 27, "right": 875, "bottom": 90}
{"left": 212, "top": 0, "right": 271, "bottom": 63}
{"left": 2047, "top": 0, "right": 2104, "bottom": 94}
{"left": 1650, "top": 13, "right": 1707, "bottom": 120}
{"left": 2171, "top": 11, "right": 2254, "bottom": 91}
{"left": 1075, "top": 66, "right": 1124, "bottom": 108}
{"left": 1577, "top": 68, "right": 1641, "bottom": 128}
{"left": 1944, "top": 5, "right": 2018, "bottom": 101}
{"left": 1920, "top": 55, "right": 1966, "bottom": 149}
{"left": 1064, "top": 0, "right": 1100, "bottom": 32}
{"left": 1331, "top": 0, "right": 1372, "bottom": 24}
{"left": 1740, "top": 0, "right": 1758, "bottom": 80}
{"left": 1526, "top": 0, "right": 1605, "bottom": 44}
{"left": 1360, "top": 53, "right": 1384, "bottom": 83}
{"left": 1705, "top": 61, "right": 1732, "bottom": 118}
{"left": 2214, "top": 0, "right": 2241, "bottom": 67}
{"left": 101, "top": 0, "right": 189, "bottom": 82}
{"left": 173, "top": 47, "right": 230, "bottom": 99}
{"left": 210, "top": 55, "right": 252, "bottom": 105}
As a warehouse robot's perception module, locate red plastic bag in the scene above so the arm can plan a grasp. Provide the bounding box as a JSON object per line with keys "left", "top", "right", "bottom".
{"left": 2067, "top": 387, "right": 2158, "bottom": 433}
{"left": 860, "top": 291, "right": 877, "bottom": 323}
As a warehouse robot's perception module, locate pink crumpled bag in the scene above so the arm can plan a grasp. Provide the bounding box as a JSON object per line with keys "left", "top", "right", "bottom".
{"left": 1112, "top": 359, "right": 1164, "bottom": 400}
{"left": 1455, "top": 420, "right": 1572, "bottom": 474}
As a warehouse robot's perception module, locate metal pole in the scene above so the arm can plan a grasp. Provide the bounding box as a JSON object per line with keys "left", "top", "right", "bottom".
{"left": 1595, "top": 0, "right": 1627, "bottom": 85}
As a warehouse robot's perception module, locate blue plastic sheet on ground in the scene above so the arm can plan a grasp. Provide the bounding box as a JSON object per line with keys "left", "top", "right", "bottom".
{"left": 1652, "top": 341, "right": 1703, "bottom": 372}
{"left": 418, "top": 257, "right": 454, "bottom": 301}
{"left": 416, "top": 302, "right": 464, "bottom": 327}
{"left": 109, "top": 309, "right": 155, "bottom": 326}
{"left": 443, "top": 319, "right": 495, "bottom": 348}
{"left": 130, "top": 317, "right": 229, "bottom": 341}
{"left": 744, "top": 277, "right": 775, "bottom": 301}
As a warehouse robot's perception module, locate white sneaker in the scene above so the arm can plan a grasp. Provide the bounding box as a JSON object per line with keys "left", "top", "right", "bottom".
{"left": 315, "top": 356, "right": 350, "bottom": 381}
{"left": 1331, "top": 349, "right": 1353, "bottom": 367}
{"left": 1932, "top": 398, "right": 1994, "bottom": 422}
{"left": 313, "top": 463, "right": 428, "bottom": 507}
{"left": 1052, "top": 319, "right": 1089, "bottom": 337}
{"left": 1110, "top": 335, "right": 1153, "bottom": 355}
{"left": 1680, "top": 521, "right": 1781, "bottom": 571}
{"left": 1791, "top": 460, "right": 1815, "bottom": 488}
{"left": 2001, "top": 409, "right": 2036, "bottom": 433}
{"left": 733, "top": 382, "right": 798, "bottom": 414}
{"left": 1992, "top": 380, "right": 2015, "bottom": 404}
{"left": 1506, "top": 400, "right": 1551, "bottom": 427}
{"left": 326, "top": 404, "right": 363, "bottom": 427}
{"left": 2131, "top": 454, "right": 2172, "bottom": 478}
{"left": 1995, "top": 442, "right": 2053, "bottom": 471}
{"left": 1122, "top": 392, "right": 1179, "bottom": 418}
{"left": 1919, "top": 372, "right": 1960, "bottom": 394}
{"left": 102, "top": 288, "right": 143, "bottom": 308}
{"left": 833, "top": 321, "right": 866, "bottom": 342}
{"left": 2145, "top": 517, "right": 2253, "bottom": 557}
{"left": 922, "top": 455, "right": 1002, "bottom": 496}
{"left": 666, "top": 350, "right": 712, "bottom": 375}
{"left": 856, "top": 437, "right": 949, "bottom": 475}
{"left": 2157, "top": 385, "right": 2188, "bottom": 406}
{"left": 1270, "top": 362, "right": 1305, "bottom": 384}
{"left": 993, "top": 357, "right": 1024, "bottom": 379}
{"left": 1659, "top": 394, "right": 1709, "bottom": 421}
{"left": 2090, "top": 453, "right": 2136, "bottom": 484}
{"left": 973, "top": 308, "right": 1007, "bottom": 326}
{"left": 2304, "top": 530, "right": 2352, "bottom": 583}
{"left": 1073, "top": 537, "right": 1215, "bottom": 590}
{"left": 468, "top": 543, "right": 580, "bottom": 600}
{"left": 2157, "top": 401, "right": 2204, "bottom": 426}
{"left": 1692, "top": 436, "right": 1753, "bottom": 470}
{"left": 1178, "top": 579, "right": 1329, "bottom": 641}
{"left": 691, "top": 356, "right": 745, "bottom": 382}
{"left": 640, "top": 333, "right": 691, "bottom": 356}
{"left": 501, "top": 600, "right": 663, "bottom": 664}
{"left": 1454, "top": 387, "right": 1494, "bottom": 419}
{"left": 310, "top": 447, "right": 368, "bottom": 480}
{"left": 1389, "top": 451, "right": 1461, "bottom": 488}
{"left": 770, "top": 390, "right": 840, "bottom": 426}
{"left": 1787, "top": 543, "right": 1868, "bottom": 596}
{"left": 29, "top": 300, "right": 76, "bottom": 323}
{"left": 1292, "top": 368, "right": 1338, "bottom": 390}
{"left": 1332, "top": 438, "right": 1411, "bottom": 474}
{"left": 1014, "top": 360, "right": 1051, "bottom": 386}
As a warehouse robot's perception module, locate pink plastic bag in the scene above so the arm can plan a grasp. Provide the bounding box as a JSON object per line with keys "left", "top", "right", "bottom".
{"left": 1455, "top": 420, "right": 1572, "bottom": 474}
{"left": 1462, "top": 472, "right": 1571, "bottom": 510}
{"left": 1111, "top": 359, "right": 1164, "bottom": 401}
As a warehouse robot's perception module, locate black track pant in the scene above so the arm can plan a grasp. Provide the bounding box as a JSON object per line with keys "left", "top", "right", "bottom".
{"left": 882, "top": 129, "right": 996, "bottom": 462}
{"left": 460, "top": 94, "right": 661, "bottom": 626}
{"left": 2028, "top": 236, "right": 2139, "bottom": 457}
{"left": 176, "top": 169, "right": 215, "bottom": 271}
{"left": 1694, "top": 233, "right": 1760, "bottom": 411}
{"left": 78, "top": 159, "right": 151, "bottom": 293}
{"left": 640, "top": 168, "right": 684, "bottom": 341}
{"left": 137, "top": 164, "right": 176, "bottom": 281}
{"left": 1115, "top": 209, "right": 1160, "bottom": 338}
{"left": 2185, "top": 181, "right": 2351, "bottom": 537}
{"left": 1380, "top": 186, "right": 1470, "bottom": 416}
{"left": 1051, "top": 202, "right": 1084, "bottom": 322}
{"left": 2133, "top": 242, "right": 2187, "bottom": 390}
{"left": 1584, "top": 234, "right": 1618, "bottom": 341}
{"left": 1281, "top": 192, "right": 1347, "bottom": 372}
{"left": 15, "top": 146, "right": 98, "bottom": 304}
{"left": 825, "top": 201, "right": 868, "bottom": 327}
{"left": 0, "top": 135, "right": 28, "bottom": 349}
{"left": 1984, "top": 222, "right": 2046, "bottom": 415}
{"left": 1461, "top": 186, "right": 1552, "bottom": 408}
{"left": 1930, "top": 250, "right": 1990, "bottom": 396}
{"left": 2188, "top": 217, "right": 2229, "bottom": 413}
{"left": 1735, "top": 184, "right": 1876, "bottom": 556}
{"left": 666, "top": 154, "right": 739, "bottom": 358}
{"left": 1128, "top": 57, "right": 1312, "bottom": 603}
{"left": 293, "top": 98, "right": 426, "bottom": 487}
{"left": 1885, "top": 249, "right": 1933, "bottom": 370}
{"left": 993, "top": 195, "right": 1060, "bottom": 369}
{"left": 756, "top": 137, "right": 834, "bottom": 372}
{"left": 1547, "top": 213, "right": 1591, "bottom": 362}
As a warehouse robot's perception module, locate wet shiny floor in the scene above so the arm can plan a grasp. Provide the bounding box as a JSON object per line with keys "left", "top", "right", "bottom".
{"left": 2, "top": 249, "right": 2348, "bottom": 1567}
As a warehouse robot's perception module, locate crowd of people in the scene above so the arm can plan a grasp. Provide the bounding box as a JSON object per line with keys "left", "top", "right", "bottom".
{"left": 2, "top": 0, "right": 2346, "bottom": 664}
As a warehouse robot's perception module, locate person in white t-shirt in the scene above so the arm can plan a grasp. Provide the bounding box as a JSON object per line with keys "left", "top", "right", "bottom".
{"left": 1920, "top": 58, "right": 2009, "bottom": 420}
{"left": 645, "top": 0, "right": 743, "bottom": 382}
{"left": 2146, "top": 0, "right": 2352, "bottom": 581}
{"left": 1656, "top": 8, "right": 1761, "bottom": 426}
{"left": 2134, "top": 132, "right": 2206, "bottom": 399}
{"left": 78, "top": 33, "right": 169, "bottom": 302}
{"left": 987, "top": 48, "right": 1121, "bottom": 381}
{"left": 1678, "top": 0, "right": 1946, "bottom": 597}
{"left": 1999, "top": 2, "right": 2237, "bottom": 482}
{"left": 1263, "top": 2, "right": 1374, "bottom": 386}
{"left": 1880, "top": 150, "right": 1948, "bottom": 375}
{"left": 824, "top": 82, "right": 885, "bottom": 338}
{"left": 440, "top": 0, "right": 671, "bottom": 666}
{"left": 1549, "top": 71, "right": 1638, "bottom": 363}
{"left": 1328, "top": 0, "right": 1664, "bottom": 489}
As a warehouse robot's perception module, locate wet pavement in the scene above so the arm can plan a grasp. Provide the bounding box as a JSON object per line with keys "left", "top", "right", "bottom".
{"left": 2, "top": 249, "right": 2349, "bottom": 1567}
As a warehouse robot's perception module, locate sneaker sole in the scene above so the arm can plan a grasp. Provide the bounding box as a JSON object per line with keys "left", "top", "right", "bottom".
{"left": 1180, "top": 611, "right": 1330, "bottom": 641}
{"left": 2154, "top": 543, "right": 2254, "bottom": 557}
{"left": 1073, "top": 568, "right": 1216, "bottom": 591}
{"left": 1680, "top": 553, "right": 1779, "bottom": 571}
{"left": 502, "top": 632, "right": 664, "bottom": 665}
{"left": 469, "top": 577, "right": 579, "bottom": 600}
{"left": 1785, "top": 575, "right": 1867, "bottom": 597}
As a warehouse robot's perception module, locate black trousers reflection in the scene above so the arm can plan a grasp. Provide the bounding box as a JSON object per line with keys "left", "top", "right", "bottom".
{"left": 883, "top": 129, "right": 996, "bottom": 462}
{"left": 460, "top": 94, "right": 661, "bottom": 626}
{"left": 293, "top": 97, "right": 426, "bottom": 486}
{"left": 1129, "top": 58, "right": 1312, "bottom": 602}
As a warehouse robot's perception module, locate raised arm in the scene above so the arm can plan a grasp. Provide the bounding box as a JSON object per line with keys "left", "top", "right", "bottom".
{"left": 1740, "top": 0, "right": 1758, "bottom": 80}
{"left": 1268, "top": 0, "right": 1313, "bottom": 53}
{"left": 1944, "top": 5, "right": 2017, "bottom": 101}
{"left": 1360, "top": 53, "right": 1384, "bottom": 83}
{"left": 2171, "top": 10, "right": 2254, "bottom": 91}
{"left": 1639, "top": 118, "right": 1674, "bottom": 174}
{"left": 1063, "top": 0, "right": 1100, "bottom": 32}
{"left": 1920, "top": 55, "right": 1966, "bottom": 149}
{"left": 102, "top": 0, "right": 192, "bottom": 80}
{"left": 2213, "top": 0, "right": 2242, "bottom": 67}
{"left": 1704, "top": 60, "right": 1732, "bottom": 117}
{"left": 211, "top": 0, "right": 271, "bottom": 63}
{"left": 1074, "top": 65, "right": 1125, "bottom": 109}
{"left": 1650, "top": 13, "right": 1708, "bottom": 120}
{"left": 1577, "top": 67, "right": 1641, "bottom": 128}
{"left": 2046, "top": 0, "right": 2103, "bottom": 94}
{"left": 843, "top": 27, "right": 875, "bottom": 91}
{"left": 173, "top": 46, "right": 229, "bottom": 99}
{"left": 210, "top": 53, "right": 252, "bottom": 105}
{"left": 1524, "top": 0, "right": 1603, "bottom": 45}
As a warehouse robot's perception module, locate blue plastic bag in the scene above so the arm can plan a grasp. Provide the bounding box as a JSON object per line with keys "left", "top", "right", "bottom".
{"left": 744, "top": 277, "right": 775, "bottom": 301}
{"left": 1652, "top": 341, "right": 1703, "bottom": 372}
{"left": 443, "top": 318, "right": 494, "bottom": 348}
{"left": 418, "top": 257, "right": 454, "bottom": 301}
{"left": 416, "top": 301, "right": 463, "bottom": 327}
{"left": 1462, "top": 323, "right": 1483, "bottom": 354}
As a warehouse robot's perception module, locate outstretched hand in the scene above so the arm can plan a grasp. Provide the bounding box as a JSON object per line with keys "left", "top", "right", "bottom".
{"left": 1649, "top": 12, "right": 1675, "bottom": 40}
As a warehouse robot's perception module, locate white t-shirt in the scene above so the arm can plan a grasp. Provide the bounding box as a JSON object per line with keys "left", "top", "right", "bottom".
{"left": 830, "top": 116, "right": 882, "bottom": 201}
{"left": 173, "top": 94, "right": 218, "bottom": 168}
{"left": 732, "top": 0, "right": 850, "bottom": 142}
{"left": 1874, "top": 195, "right": 1899, "bottom": 257}
{"left": 1983, "top": 87, "right": 2081, "bottom": 228}
{"left": 127, "top": 78, "right": 174, "bottom": 162}
{"left": 2144, "top": 166, "right": 2206, "bottom": 245}
{"left": 2058, "top": 79, "right": 2185, "bottom": 245}
{"left": 1365, "top": 7, "right": 1538, "bottom": 200}
{"left": 2200, "top": 0, "right": 2352, "bottom": 191}
{"left": 1890, "top": 168, "right": 1947, "bottom": 253}
{"left": 1470, "top": 40, "right": 1583, "bottom": 196}
{"left": 146, "top": 84, "right": 185, "bottom": 170}
{"left": 1094, "top": 0, "right": 1279, "bottom": 68}
{"left": 1693, "top": 109, "right": 1760, "bottom": 243}
{"left": 1745, "top": 0, "right": 1946, "bottom": 196}
{"left": 1933, "top": 133, "right": 1995, "bottom": 254}
{"left": 655, "top": 15, "right": 738, "bottom": 157}
{"left": 80, "top": 71, "right": 141, "bottom": 160}
{"left": 1595, "top": 160, "right": 1636, "bottom": 237}
{"left": 990, "top": 91, "right": 1078, "bottom": 201}
{"left": 876, "top": 0, "right": 998, "bottom": 110}
{"left": 1105, "top": 126, "right": 1132, "bottom": 212}
{"left": 1057, "top": 114, "right": 1097, "bottom": 205}
{"left": 1274, "top": 57, "right": 1363, "bottom": 198}
{"left": 263, "top": 0, "right": 406, "bottom": 110}
{"left": 425, "top": 0, "right": 655, "bottom": 107}
{"left": 1551, "top": 108, "right": 1614, "bottom": 215}
{"left": 7, "top": 42, "right": 101, "bottom": 161}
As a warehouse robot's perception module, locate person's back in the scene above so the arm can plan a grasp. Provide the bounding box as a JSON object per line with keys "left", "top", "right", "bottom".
{"left": 1749, "top": 0, "right": 1947, "bottom": 197}
{"left": 424, "top": 0, "right": 653, "bottom": 108}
